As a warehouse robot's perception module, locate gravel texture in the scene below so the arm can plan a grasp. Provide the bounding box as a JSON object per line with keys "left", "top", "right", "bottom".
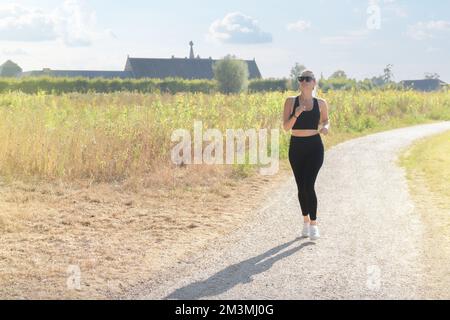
{"left": 124, "top": 121, "right": 450, "bottom": 300}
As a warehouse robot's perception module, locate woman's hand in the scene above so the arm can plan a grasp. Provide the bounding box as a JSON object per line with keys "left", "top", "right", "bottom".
{"left": 294, "top": 105, "right": 306, "bottom": 118}
{"left": 319, "top": 127, "right": 329, "bottom": 135}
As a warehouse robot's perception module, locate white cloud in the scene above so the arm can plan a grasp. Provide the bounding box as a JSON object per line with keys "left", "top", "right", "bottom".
{"left": 0, "top": 1, "right": 114, "bottom": 47}
{"left": 407, "top": 20, "right": 450, "bottom": 40}
{"left": 206, "top": 12, "right": 272, "bottom": 44}
{"left": 0, "top": 4, "right": 58, "bottom": 41}
{"left": 286, "top": 20, "right": 311, "bottom": 32}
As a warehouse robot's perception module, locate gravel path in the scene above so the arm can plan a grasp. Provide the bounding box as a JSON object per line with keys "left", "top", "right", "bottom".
{"left": 125, "top": 121, "right": 450, "bottom": 300}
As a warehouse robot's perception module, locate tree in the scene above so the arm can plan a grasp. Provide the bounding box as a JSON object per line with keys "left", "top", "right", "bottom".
{"left": 382, "top": 64, "right": 394, "bottom": 83}
{"left": 370, "top": 75, "right": 385, "bottom": 87}
{"left": 212, "top": 54, "right": 249, "bottom": 94}
{"left": 289, "top": 63, "right": 306, "bottom": 90}
{"left": 330, "top": 70, "right": 347, "bottom": 79}
{"left": 0, "top": 60, "right": 22, "bottom": 77}
{"left": 424, "top": 72, "right": 440, "bottom": 80}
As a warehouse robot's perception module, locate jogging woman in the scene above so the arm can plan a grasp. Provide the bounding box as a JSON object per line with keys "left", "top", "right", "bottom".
{"left": 282, "top": 70, "right": 330, "bottom": 240}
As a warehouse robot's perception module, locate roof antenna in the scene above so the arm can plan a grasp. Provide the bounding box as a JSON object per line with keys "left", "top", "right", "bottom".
{"left": 189, "top": 41, "right": 195, "bottom": 59}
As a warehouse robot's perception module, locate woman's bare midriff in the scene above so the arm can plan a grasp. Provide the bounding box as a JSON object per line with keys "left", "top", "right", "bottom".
{"left": 291, "top": 129, "right": 320, "bottom": 137}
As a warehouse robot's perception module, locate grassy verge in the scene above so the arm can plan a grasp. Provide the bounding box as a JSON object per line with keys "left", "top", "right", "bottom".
{"left": 397, "top": 130, "right": 450, "bottom": 299}
{"left": 398, "top": 130, "right": 450, "bottom": 209}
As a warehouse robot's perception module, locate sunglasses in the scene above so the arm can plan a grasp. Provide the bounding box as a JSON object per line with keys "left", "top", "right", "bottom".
{"left": 298, "top": 76, "right": 315, "bottom": 82}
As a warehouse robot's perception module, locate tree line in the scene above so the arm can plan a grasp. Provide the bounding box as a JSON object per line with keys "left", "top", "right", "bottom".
{"left": 0, "top": 57, "right": 445, "bottom": 94}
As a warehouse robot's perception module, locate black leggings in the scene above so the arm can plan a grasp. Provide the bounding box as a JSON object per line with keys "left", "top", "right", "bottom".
{"left": 288, "top": 134, "right": 324, "bottom": 221}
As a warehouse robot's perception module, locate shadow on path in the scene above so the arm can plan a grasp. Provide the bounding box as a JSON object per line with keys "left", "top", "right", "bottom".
{"left": 164, "top": 237, "right": 315, "bottom": 299}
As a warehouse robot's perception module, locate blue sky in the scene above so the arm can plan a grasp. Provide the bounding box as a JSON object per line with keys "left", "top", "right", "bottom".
{"left": 1, "top": 0, "right": 449, "bottom": 82}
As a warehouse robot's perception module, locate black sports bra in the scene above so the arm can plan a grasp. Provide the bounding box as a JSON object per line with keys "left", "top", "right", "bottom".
{"left": 290, "top": 96, "right": 320, "bottom": 130}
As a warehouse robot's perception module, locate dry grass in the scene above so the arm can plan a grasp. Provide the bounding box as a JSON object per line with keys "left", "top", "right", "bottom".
{"left": 0, "top": 160, "right": 293, "bottom": 299}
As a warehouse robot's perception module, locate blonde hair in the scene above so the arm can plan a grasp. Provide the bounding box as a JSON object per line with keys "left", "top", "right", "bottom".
{"left": 300, "top": 69, "right": 316, "bottom": 79}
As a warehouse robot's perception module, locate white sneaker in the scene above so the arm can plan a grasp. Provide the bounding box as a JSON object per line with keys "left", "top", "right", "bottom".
{"left": 309, "top": 225, "right": 320, "bottom": 240}
{"left": 301, "top": 222, "right": 310, "bottom": 237}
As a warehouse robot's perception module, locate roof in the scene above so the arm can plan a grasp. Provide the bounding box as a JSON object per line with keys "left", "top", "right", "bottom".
{"left": 124, "top": 57, "right": 262, "bottom": 80}
{"left": 17, "top": 55, "right": 263, "bottom": 80}
{"left": 400, "top": 79, "right": 447, "bottom": 91}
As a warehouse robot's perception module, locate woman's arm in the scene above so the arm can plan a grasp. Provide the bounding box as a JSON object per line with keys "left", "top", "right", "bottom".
{"left": 318, "top": 99, "right": 330, "bottom": 134}
{"left": 283, "top": 97, "right": 299, "bottom": 131}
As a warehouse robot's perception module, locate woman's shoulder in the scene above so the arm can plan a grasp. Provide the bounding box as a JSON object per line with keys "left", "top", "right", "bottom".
{"left": 284, "top": 96, "right": 298, "bottom": 105}
{"left": 314, "top": 97, "right": 328, "bottom": 113}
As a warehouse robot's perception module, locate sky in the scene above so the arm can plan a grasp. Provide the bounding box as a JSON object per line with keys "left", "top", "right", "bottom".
{"left": 0, "top": 0, "right": 449, "bottom": 82}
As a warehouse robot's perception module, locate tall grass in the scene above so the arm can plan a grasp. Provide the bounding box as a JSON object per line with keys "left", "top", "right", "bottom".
{"left": 0, "top": 89, "right": 448, "bottom": 183}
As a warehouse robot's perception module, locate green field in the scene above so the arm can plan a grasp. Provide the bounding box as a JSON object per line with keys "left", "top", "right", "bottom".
{"left": 0, "top": 89, "right": 449, "bottom": 184}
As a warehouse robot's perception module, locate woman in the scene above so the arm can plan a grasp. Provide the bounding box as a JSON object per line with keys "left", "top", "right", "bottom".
{"left": 282, "top": 70, "right": 330, "bottom": 240}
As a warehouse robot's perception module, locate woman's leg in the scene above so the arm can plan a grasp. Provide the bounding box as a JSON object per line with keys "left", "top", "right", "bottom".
{"left": 297, "top": 163, "right": 311, "bottom": 223}
{"left": 288, "top": 140, "right": 310, "bottom": 222}
{"left": 303, "top": 139, "right": 324, "bottom": 224}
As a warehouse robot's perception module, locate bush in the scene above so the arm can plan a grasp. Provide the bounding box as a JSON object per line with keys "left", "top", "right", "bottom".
{"left": 248, "top": 78, "right": 289, "bottom": 93}
{"left": 212, "top": 55, "right": 249, "bottom": 94}
{"left": 0, "top": 77, "right": 216, "bottom": 94}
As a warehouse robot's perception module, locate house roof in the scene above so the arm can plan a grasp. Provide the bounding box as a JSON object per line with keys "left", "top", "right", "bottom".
{"left": 400, "top": 79, "right": 447, "bottom": 91}
{"left": 124, "top": 57, "right": 262, "bottom": 79}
